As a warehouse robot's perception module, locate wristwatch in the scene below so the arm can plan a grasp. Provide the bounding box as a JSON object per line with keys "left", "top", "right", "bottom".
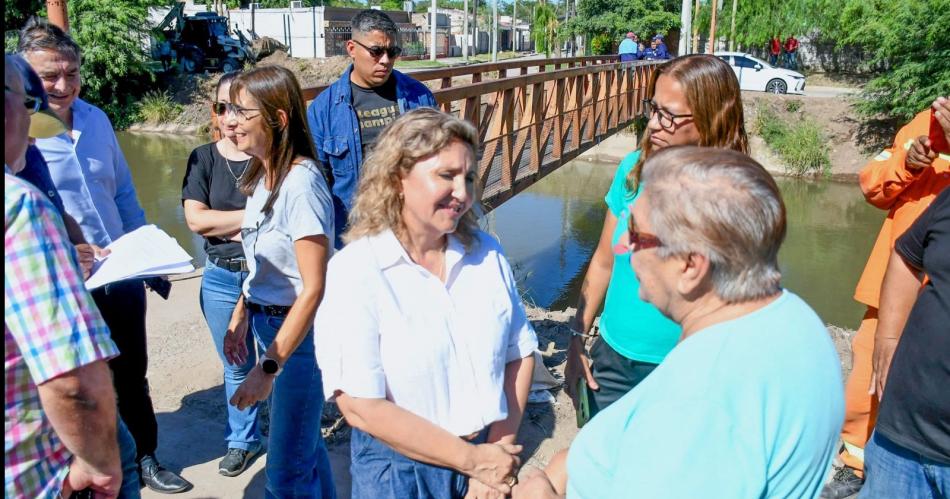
{"left": 260, "top": 355, "right": 282, "bottom": 376}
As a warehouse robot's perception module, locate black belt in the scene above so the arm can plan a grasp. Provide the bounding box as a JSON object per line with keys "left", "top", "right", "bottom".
{"left": 245, "top": 301, "right": 292, "bottom": 317}
{"left": 209, "top": 256, "right": 249, "bottom": 273}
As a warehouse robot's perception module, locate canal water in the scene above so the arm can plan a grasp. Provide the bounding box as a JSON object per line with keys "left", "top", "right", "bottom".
{"left": 119, "top": 132, "right": 883, "bottom": 329}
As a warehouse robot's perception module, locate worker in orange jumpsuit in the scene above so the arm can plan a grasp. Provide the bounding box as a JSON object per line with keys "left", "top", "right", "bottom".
{"left": 821, "top": 96, "right": 950, "bottom": 499}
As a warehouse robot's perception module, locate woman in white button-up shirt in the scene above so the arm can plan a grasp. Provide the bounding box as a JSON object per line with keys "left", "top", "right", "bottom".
{"left": 315, "top": 108, "right": 538, "bottom": 499}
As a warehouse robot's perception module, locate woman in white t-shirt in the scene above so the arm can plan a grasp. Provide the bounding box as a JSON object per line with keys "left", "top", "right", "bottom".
{"left": 315, "top": 108, "right": 538, "bottom": 499}
{"left": 222, "top": 65, "right": 336, "bottom": 498}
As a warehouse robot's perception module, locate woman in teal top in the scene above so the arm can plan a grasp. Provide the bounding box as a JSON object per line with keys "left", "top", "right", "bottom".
{"left": 565, "top": 54, "right": 750, "bottom": 417}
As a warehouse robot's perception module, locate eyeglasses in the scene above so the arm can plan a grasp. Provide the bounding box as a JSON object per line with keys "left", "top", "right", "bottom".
{"left": 231, "top": 106, "right": 262, "bottom": 122}
{"left": 352, "top": 39, "right": 402, "bottom": 60}
{"left": 5, "top": 85, "right": 41, "bottom": 115}
{"left": 212, "top": 101, "right": 235, "bottom": 116}
{"left": 643, "top": 99, "right": 693, "bottom": 131}
{"left": 612, "top": 208, "right": 663, "bottom": 256}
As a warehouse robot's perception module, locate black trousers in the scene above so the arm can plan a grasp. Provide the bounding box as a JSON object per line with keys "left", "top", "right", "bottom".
{"left": 92, "top": 279, "right": 157, "bottom": 460}
{"left": 588, "top": 336, "right": 659, "bottom": 417}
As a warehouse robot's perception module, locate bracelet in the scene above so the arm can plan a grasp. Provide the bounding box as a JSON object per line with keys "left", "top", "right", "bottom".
{"left": 566, "top": 325, "right": 598, "bottom": 339}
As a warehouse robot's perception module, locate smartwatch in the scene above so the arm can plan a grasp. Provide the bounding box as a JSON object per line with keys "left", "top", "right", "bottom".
{"left": 260, "top": 356, "right": 282, "bottom": 376}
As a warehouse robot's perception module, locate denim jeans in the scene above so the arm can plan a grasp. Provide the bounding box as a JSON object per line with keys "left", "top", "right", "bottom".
{"left": 117, "top": 419, "right": 141, "bottom": 499}
{"left": 860, "top": 431, "right": 949, "bottom": 498}
{"left": 250, "top": 311, "right": 335, "bottom": 499}
{"left": 350, "top": 427, "right": 487, "bottom": 499}
{"left": 199, "top": 259, "right": 260, "bottom": 451}
{"left": 784, "top": 52, "right": 797, "bottom": 69}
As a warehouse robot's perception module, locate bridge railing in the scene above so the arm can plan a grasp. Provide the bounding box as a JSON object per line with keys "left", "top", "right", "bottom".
{"left": 434, "top": 60, "right": 660, "bottom": 209}
{"left": 303, "top": 57, "right": 662, "bottom": 211}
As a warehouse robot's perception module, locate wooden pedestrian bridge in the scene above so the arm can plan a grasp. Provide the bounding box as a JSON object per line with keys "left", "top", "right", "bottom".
{"left": 303, "top": 56, "right": 662, "bottom": 211}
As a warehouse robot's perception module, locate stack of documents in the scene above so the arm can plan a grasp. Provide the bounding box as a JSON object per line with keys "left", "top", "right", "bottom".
{"left": 85, "top": 225, "right": 195, "bottom": 290}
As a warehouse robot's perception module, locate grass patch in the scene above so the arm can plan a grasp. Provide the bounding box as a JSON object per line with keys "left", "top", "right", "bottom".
{"left": 469, "top": 51, "right": 520, "bottom": 63}
{"left": 136, "top": 90, "right": 183, "bottom": 126}
{"left": 755, "top": 106, "right": 830, "bottom": 177}
{"left": 784, "top": 99, "right": 803, "bottom": 113}
{"left": 395, "top": 59, "right": 447, "bottom": 69}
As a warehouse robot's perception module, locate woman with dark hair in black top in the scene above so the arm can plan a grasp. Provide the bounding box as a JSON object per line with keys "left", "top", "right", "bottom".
{"left": 180, "top": 71, "right": 261, "bottom": 477}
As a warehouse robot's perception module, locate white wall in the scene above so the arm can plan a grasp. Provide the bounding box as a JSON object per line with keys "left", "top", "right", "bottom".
{"left": 229, "top": 6, "right": 326, "bottom": 59}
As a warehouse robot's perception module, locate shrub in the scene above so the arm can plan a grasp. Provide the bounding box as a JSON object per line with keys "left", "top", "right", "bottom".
{"left": 784, "top": 99, "right": 803, "bottom": 113}
{"left": 755, "top": 106, "right": 830, "bottom": 177}
{"left": 136, "top": 90, "right": 183, "bottom": 125}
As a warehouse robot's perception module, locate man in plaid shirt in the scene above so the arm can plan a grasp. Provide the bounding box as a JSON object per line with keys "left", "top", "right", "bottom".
{"left": 5, "top": 54, "right": 122, "bottom": 498}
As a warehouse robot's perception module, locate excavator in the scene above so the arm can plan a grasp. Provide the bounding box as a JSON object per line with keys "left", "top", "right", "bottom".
{"left": 153, "top": 2, "right": 283, "bottom": 73}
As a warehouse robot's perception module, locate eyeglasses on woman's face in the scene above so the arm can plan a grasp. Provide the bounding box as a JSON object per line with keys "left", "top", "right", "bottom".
{"left": 229, "top": 105, "right": 262, "bottom": 122}
{"left": 643, "top": 99, "right": 693, "bottom": 132}
{"left": 212, "top": 101, "right": 235, "bottom": 116}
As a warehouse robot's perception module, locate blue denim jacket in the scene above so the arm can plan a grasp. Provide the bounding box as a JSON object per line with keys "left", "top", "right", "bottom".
{"left": 307, "top": 65, "right": 437, "bottom": 247}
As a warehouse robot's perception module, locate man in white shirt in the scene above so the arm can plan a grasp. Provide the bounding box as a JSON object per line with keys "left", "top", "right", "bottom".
{"left": 19, "top": 19, "right": 191, "bottom": 494}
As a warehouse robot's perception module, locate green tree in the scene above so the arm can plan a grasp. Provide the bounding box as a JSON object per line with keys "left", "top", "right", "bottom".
{"left": 69, "top": 0, "right": 158, "bottom": 128}
{"left": 836, "top": 0, "right": 950, "bottom": 121}
{"left": 693, "top": 0, "right": 827, "bottom": 50}
{"left": 4, "top": 0, "right": 44, "bottom": 32}
{"left": 532, "top": 1, "right": 558, "bottom": 56}
{"left": 560, "top": 0, "right": 678, "bottom": 52}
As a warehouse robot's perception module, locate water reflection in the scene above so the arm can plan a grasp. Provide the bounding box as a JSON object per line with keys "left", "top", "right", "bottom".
{"left": 118, "top": 131, "right": 208, "bottom": 262}
{"left": 121, "top": 131, "right": 883, "bottom": 329}
{"left": 485, "top": 160, "right": 883, "bottom": 329}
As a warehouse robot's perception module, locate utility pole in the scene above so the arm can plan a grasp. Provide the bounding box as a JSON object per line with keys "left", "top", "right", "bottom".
{"left": 463, "top": 0, "right": 470, "bottom": 60}
{"left": 691, "top": 0, "right": 700, "bottom": 53}
{"left": 728, "top": 0, "right": 738, "bottom": 51}
{"left": 491, "top": 0, "right": 498, "bottom": 61}
{"left": 430, "top": 0, "right": 437, "bottom": 61}
{"left": 46, "top": 0, "right": 68, "bottom": 31}
{"left": 473, "top": 0, "right": 479, "bottom": 55}
{"left": 679, "top": 0, "right": 691, "bottom": 55}
{"left": 512, "top": 0, "right": 517, "bottom": 52}
{"left": 708, "top": 0, "right": 718, "bottom": 54}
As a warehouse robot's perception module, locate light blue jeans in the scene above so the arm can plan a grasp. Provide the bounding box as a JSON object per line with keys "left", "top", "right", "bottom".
{"left": 250, "top": 311, "right": 335, "bottom": 499}
{"left": 860, "top": 431, "right": 949, "bottom": 498}
{"left": 199, "top": 259, "right": 260, "bottom": 451}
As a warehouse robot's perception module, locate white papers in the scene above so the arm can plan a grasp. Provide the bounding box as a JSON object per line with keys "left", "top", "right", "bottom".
{"left": 85, "top": 225, "right": 195, "bottom": 290}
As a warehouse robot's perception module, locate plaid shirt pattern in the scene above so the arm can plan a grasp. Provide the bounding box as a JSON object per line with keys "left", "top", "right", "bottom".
{"left": 4, "top": 174, "right": 119, "bottom": 498}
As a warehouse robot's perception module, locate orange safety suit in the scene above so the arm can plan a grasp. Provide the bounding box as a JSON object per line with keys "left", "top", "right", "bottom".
{"left": 840, "top": 109, "right": 950, "bottom": 474}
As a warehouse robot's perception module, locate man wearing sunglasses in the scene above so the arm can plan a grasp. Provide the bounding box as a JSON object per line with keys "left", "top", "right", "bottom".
{"left": 307, "top": 9, "right": 436, "bottom": 248}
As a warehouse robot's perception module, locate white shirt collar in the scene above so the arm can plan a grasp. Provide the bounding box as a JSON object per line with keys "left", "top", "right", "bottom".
{"left": 370, "top": 228, "right": 467, "bottom": 278}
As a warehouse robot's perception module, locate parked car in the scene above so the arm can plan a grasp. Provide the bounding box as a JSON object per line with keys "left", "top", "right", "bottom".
{"left": 715, "top": 51, "right": 806, "bottom": 94}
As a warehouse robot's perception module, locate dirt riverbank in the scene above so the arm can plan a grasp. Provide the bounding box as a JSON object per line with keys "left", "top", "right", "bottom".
{"left": 141, "top": 273, "right": 855, "bottom": 498}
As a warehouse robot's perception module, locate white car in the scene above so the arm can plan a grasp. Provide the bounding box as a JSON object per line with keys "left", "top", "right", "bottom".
{"left": 715, "top": 51, "right": 806, "bottom": 95}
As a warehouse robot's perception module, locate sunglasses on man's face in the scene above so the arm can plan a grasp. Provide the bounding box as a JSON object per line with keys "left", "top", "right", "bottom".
{"left": 352, "top": 39, "right": 402, "bottom": 60}
{"left": 5, "top": 85, "right": 41, "bottom": 115}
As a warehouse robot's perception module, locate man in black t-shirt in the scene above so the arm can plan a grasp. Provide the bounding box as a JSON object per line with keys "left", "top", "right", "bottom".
{"left": 862, "top": 187, "right": 949, "bottom": 497}
{"left": 352, "top": 75, "right": 399, "bottom": 157}
{"left": 307, "top": 9, "right": 436, "bottom": 247}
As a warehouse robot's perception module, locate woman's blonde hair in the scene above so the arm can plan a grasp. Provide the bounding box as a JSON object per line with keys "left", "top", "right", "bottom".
{"left": 626, "top": 54, "right": 749, "bottom": 196}
{"left": 344, "top": 108, "right": 481, "bottom": 248}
